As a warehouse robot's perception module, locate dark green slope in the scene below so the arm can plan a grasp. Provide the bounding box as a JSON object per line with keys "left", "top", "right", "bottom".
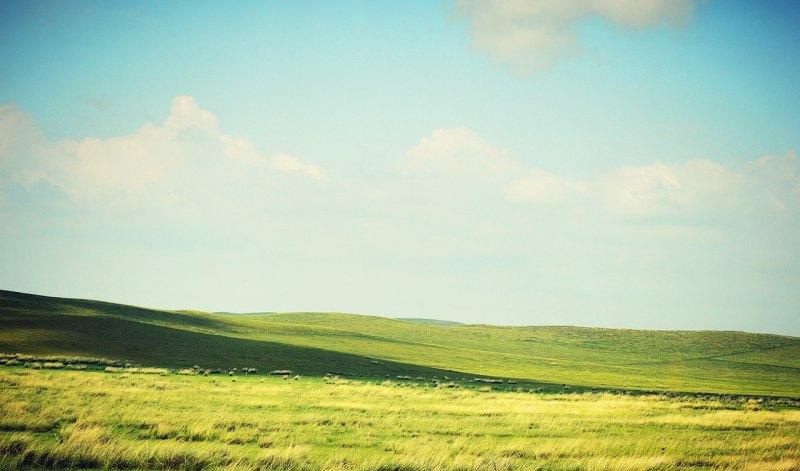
{"left": 0, "top": 291, "right": 461, "bottom": 378}
{"left": 0, "top": 289, "right": 224, "bottom": 330}
{"left": 1, "top": 289, "right": 799, "bottom": 396}
{"left": 1, "top": 312, "right": 459, "bottom": 378}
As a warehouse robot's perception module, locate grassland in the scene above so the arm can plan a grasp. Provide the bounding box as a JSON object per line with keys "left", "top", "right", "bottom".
{"left": 2, "top": 289, "right": 799, "bottom": 396}
{"left": 1, "top": 289, "right": 800, "bottom": 469}
{"left": 1, "top": 368, "right": 799, "bottom": 470}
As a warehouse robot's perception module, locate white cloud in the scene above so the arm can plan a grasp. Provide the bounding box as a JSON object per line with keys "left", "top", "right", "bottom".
{"left": 598, "top": 154, "right": 799, "bottom": 219}
{"left": 220, "top": 134, "right": 263, "bottom": 167}
{"left": 164, "top": 95, "right": 219, "bottom": 132}
{"left": 0, "top": 97, "right": 325, "bottom": 207}
{"left": 496, "top": 151, "right": 800, "bottom": 222}
{"left": 0, "top": 104, "right": 31, "bottom": 159}
{"left": 404, "top": 127, "right": 519, "bottom": 177}
{"left": 0, "top": 105, "right": 62, "bottom": 195}
{"left": 270, "top": 153, "right": 325, "bottom": 180}
{"left": 742, "top": 151, "right": 800, "bottom": 213}
{"left": 589, "top": 0, "right": 695, "bottom": 28}
{"left": 57, "top": 124, "right": 182, "bottom": 200}
{"left": 599, "top": 160, "right": 732, "bottom": 216}
{"left": 454, "top": 0, "right": 696, "bottom": 74}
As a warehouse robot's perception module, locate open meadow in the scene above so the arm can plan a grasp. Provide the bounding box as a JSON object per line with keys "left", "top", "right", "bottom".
{"left": 2, "top": 290, "right": 800, "bottom": 469}
{"left": 1, "top": 368, "right": 799, "bottom": 471}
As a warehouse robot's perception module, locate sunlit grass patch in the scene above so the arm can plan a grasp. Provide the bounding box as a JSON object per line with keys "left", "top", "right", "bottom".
{"left": 0, "top": 368, "right": 798, "bottom": 470}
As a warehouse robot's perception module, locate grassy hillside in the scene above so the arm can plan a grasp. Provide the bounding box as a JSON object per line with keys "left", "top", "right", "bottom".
{"left": 1, "top": 289, "right": 799, "bottom": 396}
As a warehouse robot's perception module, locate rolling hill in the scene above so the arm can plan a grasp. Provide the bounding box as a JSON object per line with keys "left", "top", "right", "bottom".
{"left": 1, "top": 289, "right": 799, "bottom": 397}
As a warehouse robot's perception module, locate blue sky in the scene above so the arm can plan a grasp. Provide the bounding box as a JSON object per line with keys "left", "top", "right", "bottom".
{"left": 1, "top": 0, "right": 799, "bottom": 335}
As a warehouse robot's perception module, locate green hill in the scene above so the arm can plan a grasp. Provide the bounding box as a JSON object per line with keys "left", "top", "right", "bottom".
{"left": 1, "top": 289, "right": 799, "bottom": 396}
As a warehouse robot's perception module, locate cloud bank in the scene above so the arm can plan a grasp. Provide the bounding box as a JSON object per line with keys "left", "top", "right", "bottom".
{"left": 2, "top": 103, "right": 797, "bottom": 227}
{"left": 405, "top": 127, "right": 799, "bottom": 221}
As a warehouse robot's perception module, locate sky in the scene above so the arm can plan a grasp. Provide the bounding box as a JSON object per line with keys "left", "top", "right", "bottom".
{"left": 1, "top": 0, "right": 799, "bottom": 335}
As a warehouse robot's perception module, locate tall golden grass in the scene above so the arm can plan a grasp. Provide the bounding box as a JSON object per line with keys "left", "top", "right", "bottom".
{"left": 0, "top": 368, "right": 798, "bottom": 470}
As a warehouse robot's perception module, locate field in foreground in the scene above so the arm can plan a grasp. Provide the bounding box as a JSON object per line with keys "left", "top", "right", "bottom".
{"left": 1, "top": 368, "right": 799, "bottom": 471}
{"left": 2, "top": 290, "right": 800, "bottom": 397}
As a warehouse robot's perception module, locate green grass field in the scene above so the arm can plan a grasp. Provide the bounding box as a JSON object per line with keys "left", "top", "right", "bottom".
{"left": 2, "top": 289, "right": 799, "bottom": 396}
{"left": 1, "top": 368, "right": 799, "bottom": 470}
